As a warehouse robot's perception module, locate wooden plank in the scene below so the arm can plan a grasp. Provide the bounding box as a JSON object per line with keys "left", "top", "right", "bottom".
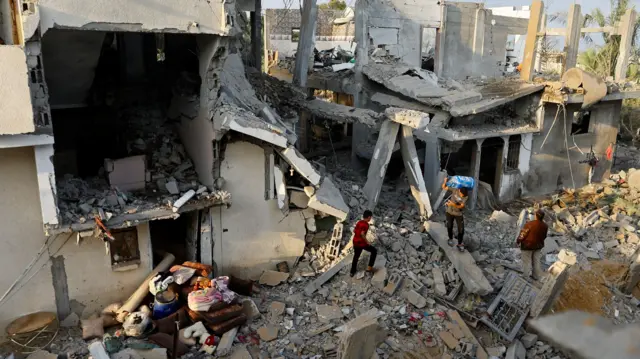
{"left": 447, "top": 310, "right": 488, "bottom": 359}
{"left": 564, "top": 4, "right": 582, "bottom": 71}
{"left": 615, "top": 9, "right": 637, "bottom": 81}
{"left": 521, "top": 1, "right": 544, "bottom": 81}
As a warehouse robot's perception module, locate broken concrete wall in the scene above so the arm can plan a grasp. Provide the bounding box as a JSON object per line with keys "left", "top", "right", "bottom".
{"left": 499, "top": 133, "right": 532, "bottom": 201}
{"left": 528, "top": 100, "right": 620, "bottom": 195}
{"left": 266, "top": 8, "right": 355, "bottom": 56}
{"left": 355, "top": 0, "right": 440, "bottom": 68}
{"left": 41, "top": 29, "right": 105, "bottom": 108}
{"left": 211, "top": 141, "right": 306, "bottom": 280}
{"left": 441, "top": 2, "right": 528, "bottom": 80}
{"left": 175, "top": 36, "right": 229, "bottom": 188}
{"left": 0, "top": 147, "right": 153, "bottom": 337}
{"left": 0, "top": 46, "right": 35, "bottom": 135}
{"left": 37, "top": 0, "right": 231, "bottom": 35}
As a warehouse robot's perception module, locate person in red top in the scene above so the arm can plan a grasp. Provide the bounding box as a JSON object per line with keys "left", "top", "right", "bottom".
{"left": 517, "top": 210, "right": 548, "bottom": 281}
{"left": 350, "top": 210, "right": 378, "bottom": 277}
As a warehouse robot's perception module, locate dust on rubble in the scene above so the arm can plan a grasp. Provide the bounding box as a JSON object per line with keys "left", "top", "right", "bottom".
{"left": 553, "top": 260, "right": 628, "bottom": 314}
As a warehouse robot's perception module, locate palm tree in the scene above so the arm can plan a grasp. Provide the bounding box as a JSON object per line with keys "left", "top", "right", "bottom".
{"left": 551, "top": 0, "right": 640, "bottom": 78}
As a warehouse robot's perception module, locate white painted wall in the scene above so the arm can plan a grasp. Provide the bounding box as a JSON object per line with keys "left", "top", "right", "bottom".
{"left": 0, "top": 46, "right": 35, "bottom": 135}
{"left": 212, "top": 141, "right": 306, "bottom": 280}
{"left": 37, "top": 0, "right": 229, "bottom": 35}
{"left": 490, "top": 6, "right": 531, "bottom": 66}
{"left": 0, "top": 147, "right": 153, "bottom": 335}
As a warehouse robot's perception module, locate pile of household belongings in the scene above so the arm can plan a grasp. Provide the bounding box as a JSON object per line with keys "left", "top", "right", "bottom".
{"left": 83, "top": 261, "right": 255, "bottom": 357}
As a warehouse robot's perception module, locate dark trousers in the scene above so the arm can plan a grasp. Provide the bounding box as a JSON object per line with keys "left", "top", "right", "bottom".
{"left": 446, "top": 212, "right": 464, "bottom": 244}
{"left": 350, "top": 245, "right": 377, "bottom": 275}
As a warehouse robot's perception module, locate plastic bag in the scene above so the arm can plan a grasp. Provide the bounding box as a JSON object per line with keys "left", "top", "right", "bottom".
{"left": 446, "top": 175, "right": 475, "bottom": 189}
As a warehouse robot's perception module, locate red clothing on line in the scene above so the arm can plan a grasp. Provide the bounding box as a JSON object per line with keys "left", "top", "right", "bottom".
{"left": 352, "top": 220, "right": 370, "bottom": 248}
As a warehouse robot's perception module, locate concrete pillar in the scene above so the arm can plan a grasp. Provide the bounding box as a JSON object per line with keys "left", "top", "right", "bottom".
{"left": 615, "top": 9, "right": 637, "bottom": 81}
{"left": 620, "top": 249, "right": 640, "bottom": 294}
{"left": 563, "top": 4, "right": 582, "bottom": 72}
{"left": 250, "top": 0, "right": 263, "bottom": 69}
{"left": 363, "top": 120, "right": 400, "bottom": 210}
{"left": 292, "top": 0, "right": 317, "bottom": 88}
{"left": 399, "top": 126, "right": 433, "bottom": 219}
{"left": 423, "top": 135, "right": 440, "bottom": 197}
{"left": 520, "top": 1, "right": 544, "bottom": 81}
{"left": 471, "top": 8, "right": 486, "bottom": 75}
{"left": 469, "top": 138, "right": 484, "bottom": 210}
{"left": 530, "top": 261, "right": 570, "bottom": 317}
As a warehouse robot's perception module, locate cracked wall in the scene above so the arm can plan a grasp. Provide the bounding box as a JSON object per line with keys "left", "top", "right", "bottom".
{"left": 37, "top": 0, "right": 231, "bottom": 35}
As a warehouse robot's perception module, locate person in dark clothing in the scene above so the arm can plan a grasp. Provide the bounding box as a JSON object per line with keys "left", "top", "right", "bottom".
{"left": 517, "top": 210, "right": 549, "bottom": 280}
{"left": 442, "top": 177, "right": 469, "bottom": 251}
{"left": 350, "top": 210, "right": 378, "bottom": 277}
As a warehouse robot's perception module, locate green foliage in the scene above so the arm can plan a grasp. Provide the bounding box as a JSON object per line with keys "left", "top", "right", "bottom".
{"left": 318, "top": 0, "right": 346, "bottom": 10}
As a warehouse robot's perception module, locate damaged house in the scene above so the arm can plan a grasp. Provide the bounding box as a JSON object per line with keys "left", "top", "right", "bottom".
{"left": 0, "top": 0, "right": 350, "bottom": 332}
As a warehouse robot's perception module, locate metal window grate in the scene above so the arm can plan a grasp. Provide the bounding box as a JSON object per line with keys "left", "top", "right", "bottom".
{"left": 506, "top": 135, "right": 521, "bottom": 170}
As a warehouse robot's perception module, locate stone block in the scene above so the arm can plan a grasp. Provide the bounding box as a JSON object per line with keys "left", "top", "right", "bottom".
{"left": 216, "top": 327, "right": 239, "bottom": 356}
{"left": 382, "top": 273, "right": 403, "bottom": 295}
{"left": 520, "top": 333, "right": 538, "bottom": 349}
{"left": 557, "top": 249, "right": 577, "bottom": 265}
{"left": 432, "top": 267, "right": 447, "bottom": 295}
{"left": 259, "top": 270, "right": 289, "bottom": 286}
{"left": 337, "top": 309, "right": 387, "bottom": 359}
{"left": 372, "top": 267, "right": 388, "bottom": 288}
{"left": 438, "top": 331, "right": 458, "bottom": 349}
{"left": 257, "top": 325, "right": 278, "bottom": 342}
{"left": 316, "top": 304, "right": 343, "bottom": 322}
{"left": 505, "top": 339, "right": 526, "bottom": 359}
{"left": 405, "top": 290, "right": 427, "bottom": 308}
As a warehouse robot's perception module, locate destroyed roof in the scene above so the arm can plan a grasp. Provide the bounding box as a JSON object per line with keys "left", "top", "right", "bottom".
{"left": 362, "top": 63, "right": 545, "bottom": 118}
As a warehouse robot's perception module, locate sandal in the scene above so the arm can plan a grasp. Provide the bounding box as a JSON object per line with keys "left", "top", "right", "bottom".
{"left": 447, "top": 239, "right": 454, "bottom": 246}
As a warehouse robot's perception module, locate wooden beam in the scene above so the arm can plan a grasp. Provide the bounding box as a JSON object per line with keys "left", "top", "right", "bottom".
{"left": 521, "top": 1, "right": 544, "bottom": 81}
{"left": 292, "top": 0, "right": 318, "bottom": 87}
{"left": 615, "top": 9, "right": 637, "bottom": 81}
{"left": 563, "top": 4, "right": 582, "bottom": 72}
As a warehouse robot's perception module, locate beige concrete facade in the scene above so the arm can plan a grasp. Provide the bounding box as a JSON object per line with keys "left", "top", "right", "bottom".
{"left": 212, "top": 141, "right": 307, "bottom": 280}
{"left": 0, "top": 147, "right": 153, "bottom": 335}
{"left": 0, "top": 46, "right": 35, "bottom": 135}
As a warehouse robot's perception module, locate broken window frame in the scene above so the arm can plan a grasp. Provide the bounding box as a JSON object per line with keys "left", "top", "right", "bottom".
{"left": 571, "top": 110, "right": 592, "bottom": 136}
{"left": 505, "top": 135, "right": 521, "bottom": 171}
{"left": 108, "top": 227, "right": 141, "bottom": 271}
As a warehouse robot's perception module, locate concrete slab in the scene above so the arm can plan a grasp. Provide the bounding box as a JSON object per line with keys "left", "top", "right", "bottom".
{"left": 399, "top": 125, "right": 433, "bottom": 219}
{"left": 529, "top": 311, "right": 640, "bottom": 359}
{"left": 273, "top": 166, "right": 288, "bottom": 210}
{"left": 281, "top": 147, "right": 322, "bottom": 186}
{"left": 304, "top": 254, "right": 353, "bottom": 296}
{"left": 424, "top": 221, "right": 493, "bottom": 295}
{"left": 337, "top": 309, "right": 387, "bottom": 359}
{"left": 104, "top": 155, "right": 147, "bottom": 192}
{"left": 385, "top": 107, "right": 430, "bottom": 129}
{"left": 363, "top": 120, "right": 400, "bottom": 209}
{"left": 259, "top": 270, "right": 290, "bottom": 286}
{"left": 530, "top": 261, "right": 569, "bottom": 317}
{"left": 307, "top": 177, "right": 349, "bottom": 221}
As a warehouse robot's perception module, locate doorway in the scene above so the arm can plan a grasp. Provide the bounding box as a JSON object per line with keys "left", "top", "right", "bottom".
{"left": 479, "top": 137, "right": 504, "bottom": 195}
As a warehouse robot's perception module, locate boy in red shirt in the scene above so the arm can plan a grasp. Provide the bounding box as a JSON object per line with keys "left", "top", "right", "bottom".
{"left": 350, "top": 210, "right": 378, "bottom": 277}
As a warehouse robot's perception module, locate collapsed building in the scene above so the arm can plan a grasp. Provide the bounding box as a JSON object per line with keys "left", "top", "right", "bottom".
{"left": 1, "top": 0, "right": 640, "bottom": 358}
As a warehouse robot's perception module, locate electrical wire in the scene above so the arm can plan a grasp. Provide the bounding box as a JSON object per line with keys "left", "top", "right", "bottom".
{"left": 561, "top": 103, "right": 576, "bottom": 189}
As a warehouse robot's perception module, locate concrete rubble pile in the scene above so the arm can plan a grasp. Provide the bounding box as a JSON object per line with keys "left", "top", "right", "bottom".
{"left": 55, "top": 104, "right": 231, "bottom": 227}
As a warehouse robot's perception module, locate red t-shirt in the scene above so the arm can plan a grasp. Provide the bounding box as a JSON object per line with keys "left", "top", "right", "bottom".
{"left": 353, "top": 220, "right": 370, "bottom": 248}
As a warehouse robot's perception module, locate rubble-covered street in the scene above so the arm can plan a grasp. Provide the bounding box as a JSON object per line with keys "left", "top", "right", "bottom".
{"left": 4, "top": 144, "right": 640, "bottom": 359}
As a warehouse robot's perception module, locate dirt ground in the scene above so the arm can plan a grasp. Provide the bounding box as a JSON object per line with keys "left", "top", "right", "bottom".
{"left": 553, "top": 260, "right": 629, "bottom": 314}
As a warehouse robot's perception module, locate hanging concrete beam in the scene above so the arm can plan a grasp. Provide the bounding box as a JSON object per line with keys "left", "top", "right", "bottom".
{"left": 399, "top": 126, "right": 433, "bottom": 219}
{"left": 251, "top": 0, "right": 262, "bottom": 69}
{"left": 363, "top": 120, "right": 400, "bottom": 209}
{"left": 615, "top": 9, "right": 637, "bottom": 81}
{"left": 292, "top": 0, "right": 318, "bottom": 87}
{"left": 563, "top": 4, "right": 582, "bottom": 72}
{"left": 521, "top": 1, "right": 544, "bottom": 81}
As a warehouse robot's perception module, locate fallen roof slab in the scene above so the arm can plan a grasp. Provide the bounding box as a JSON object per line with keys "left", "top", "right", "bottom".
{"left": 280, "top": 146, "right": 322, "bottom": 186}
{"left": 433, "top": 123, "right": 539, "bottom": 142}
{"left": 308, "top": 177, "right": 350, "bottom": 221}
{"left": 424, "top": 221, "right": 493, "bottom": 295}
{"left": 528, "top": 311, "right": 640, "bottom": 359}
{"left": 215, "top": 105, "right": 290, "bottom": 148}
{"left": 384, "top": 107, "right": 430, "bottom": 130}
{"left": 449, "top": 84, "right": 544, "bottom": 117}
{"left": 303, "top": 99, "right": 383, "bottom": 127}
{"left": 46, "top": 194, "right": 230, "bottom": 235}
